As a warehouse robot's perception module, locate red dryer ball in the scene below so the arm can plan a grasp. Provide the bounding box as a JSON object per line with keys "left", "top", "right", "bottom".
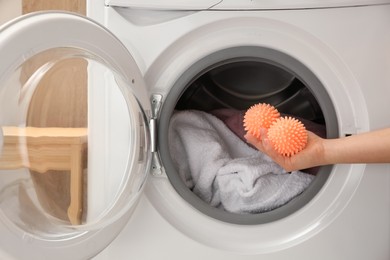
{"left": 267, "top": 116, "right": 308, "bottom": 157}
{"left": 243, "top": 103, "right": 280, "bottom": 139}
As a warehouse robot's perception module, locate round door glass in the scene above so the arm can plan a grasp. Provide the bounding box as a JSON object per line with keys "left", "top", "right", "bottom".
{"left": 0, "top": 47, "right": 150, "bottom": 240}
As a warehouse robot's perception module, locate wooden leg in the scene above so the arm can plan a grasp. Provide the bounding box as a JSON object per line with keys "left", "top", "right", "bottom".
{"left": 67, "top": 144, "right": 84, "bottom": 225}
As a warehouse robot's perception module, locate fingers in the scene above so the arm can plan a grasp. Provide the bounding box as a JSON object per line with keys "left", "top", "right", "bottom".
{"left": 245, "top": 130, "right": 292, "bottom": 171}
{"left": 245, "top": 129, "right": 278, "bottom": 159}
{"left": 244, "top": 131, "right": 265, "bottom": 152}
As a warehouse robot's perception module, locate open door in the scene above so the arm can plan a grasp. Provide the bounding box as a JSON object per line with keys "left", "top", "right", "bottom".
{"left": 0, "top": 12, "right": 151, "bottom": 259}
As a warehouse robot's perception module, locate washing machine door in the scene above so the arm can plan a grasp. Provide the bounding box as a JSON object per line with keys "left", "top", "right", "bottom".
{"left": 0, "top": 12, "right": 151, "bottom": 259}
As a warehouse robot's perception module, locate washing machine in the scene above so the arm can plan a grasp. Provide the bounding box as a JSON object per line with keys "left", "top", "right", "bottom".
{"left": 0, "top": 0, "right": 390, "bottom": 259}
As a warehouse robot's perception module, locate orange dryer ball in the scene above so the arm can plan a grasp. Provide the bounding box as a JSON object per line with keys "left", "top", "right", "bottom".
{"left": 244, "top": 103, "right": 280, "bottom": 139}
{"left": 267, "top": 116, "right": 308, "bottom": 157}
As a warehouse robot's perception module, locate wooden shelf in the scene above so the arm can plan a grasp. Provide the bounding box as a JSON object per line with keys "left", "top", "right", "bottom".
{"left": 0, "top": 126, "right": 87, "bottom": 225}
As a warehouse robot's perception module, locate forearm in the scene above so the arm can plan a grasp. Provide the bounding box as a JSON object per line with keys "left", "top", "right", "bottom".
{"left": 322, "top": 128, "right": 390, "bottom": 165}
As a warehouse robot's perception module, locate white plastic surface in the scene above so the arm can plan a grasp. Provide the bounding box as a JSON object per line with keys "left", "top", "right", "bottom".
{"left": 212, "top": 0, "right": 390, "bottom": 9}
{"left": 105, "top": 0, "right": 221, "bottom": 9}
{"left": 92, "top": 3, "right": 390, "bottom": 260}
{"left": 105, "top": 0, "right": 390, "bottom": 9}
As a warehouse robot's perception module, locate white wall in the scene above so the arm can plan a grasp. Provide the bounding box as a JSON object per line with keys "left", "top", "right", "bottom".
{"left": 0, "top": 0, "right": 22, "bottom": 26}
{"left": 0, "top": 0, "right": 23, "bottom": 126}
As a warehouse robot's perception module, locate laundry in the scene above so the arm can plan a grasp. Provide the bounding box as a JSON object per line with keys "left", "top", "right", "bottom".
{"left": 168, "top": 110, "right": 315, "bottom": 214}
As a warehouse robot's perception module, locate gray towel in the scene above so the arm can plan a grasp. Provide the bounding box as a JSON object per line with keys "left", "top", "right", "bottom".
{"left": 168, "top": 110, "right": 315, "bottom": 214}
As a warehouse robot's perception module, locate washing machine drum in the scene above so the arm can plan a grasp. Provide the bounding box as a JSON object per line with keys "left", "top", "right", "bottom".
{"left": 0, "top": 12, "right": 152, "bottom": 259}
{"left": 176, "top": 61, "right": 324, "bottom": 122}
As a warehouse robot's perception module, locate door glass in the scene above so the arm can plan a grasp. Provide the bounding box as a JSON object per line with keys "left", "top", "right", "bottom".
{"left": 0, "top": 47, "right": 150, "bottom": 240}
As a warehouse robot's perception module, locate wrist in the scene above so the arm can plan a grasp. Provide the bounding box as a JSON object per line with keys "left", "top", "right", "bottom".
{"left": 320, "top": 138, "right": 335, "bottom": 166}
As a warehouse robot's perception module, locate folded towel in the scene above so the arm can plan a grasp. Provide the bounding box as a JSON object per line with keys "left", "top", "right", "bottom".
{"left": 168, "top": 110, "right": 315, "bottom": 214}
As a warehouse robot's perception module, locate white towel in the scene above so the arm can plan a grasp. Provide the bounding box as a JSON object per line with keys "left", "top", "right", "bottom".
{"left": 168, "top": 110, "right": 315, "bottom": 214}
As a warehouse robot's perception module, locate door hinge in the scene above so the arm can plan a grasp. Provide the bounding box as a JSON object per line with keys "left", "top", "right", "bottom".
{"left": 150, "top": 94, "right": 165, "bottom": 176}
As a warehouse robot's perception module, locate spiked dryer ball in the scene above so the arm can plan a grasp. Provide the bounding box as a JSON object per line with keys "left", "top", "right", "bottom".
{"left": 243, "top": 103, "right": 280, "bottom": 139}
{"left": 267, "top": 116, "right": 308, "bottom": 157}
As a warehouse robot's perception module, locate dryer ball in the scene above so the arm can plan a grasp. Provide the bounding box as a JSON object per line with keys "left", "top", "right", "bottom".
{"left": 267, "top": 116, "right": 308, "bottom": 157}
{"left": 244, "top": 103, "right": 280, "bottom": 139}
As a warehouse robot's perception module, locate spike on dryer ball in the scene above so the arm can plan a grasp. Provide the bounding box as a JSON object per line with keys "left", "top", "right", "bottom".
{"left": 243, "top": 103, "right": 280, "bottom": 139}
{"left": 267, "top": 117, "right": 308, "bottom": 157}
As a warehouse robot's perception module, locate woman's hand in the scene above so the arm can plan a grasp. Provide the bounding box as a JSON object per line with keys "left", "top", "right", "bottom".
{"left": 245, "top": 129, "right": 326, "bottom": 172}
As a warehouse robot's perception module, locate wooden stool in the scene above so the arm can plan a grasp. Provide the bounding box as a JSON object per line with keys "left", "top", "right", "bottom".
{"left": 0, "top": 127, "right": 87, "bottom": 225}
